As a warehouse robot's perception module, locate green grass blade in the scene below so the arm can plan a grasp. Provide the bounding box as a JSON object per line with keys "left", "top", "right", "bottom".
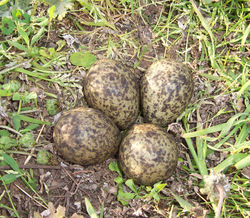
{"left": 182, "top": 113, "right": 249, "bottom": 139}
{"left": 182, "top": 123, "right": 227, "bottom": 138}
{"left": 241, "top": 23, "right": 250, "bottom": 46}
{"left": 190, "top": 1, "right": 214, "bottom": 39}
{"left": 234, "top": 155, "right": 250, "bottom": 170}
{"left": 1, "top": 174, "right": 21, "bottom": 185}
{"left": 219, "top": 113, "right": 249, "bottom": 138}
{"left": 16, "top": 25, "right": 30, "bottom": 47}
{"left": 85, "top": 197, "right": 99, "bottom": 218}
{"left": 234, "top": 124, "right": 250, "bottom": 149}
{"left": 2, "top": 153, "right": 20, "bottom": 172}
{"left": 189, "top": 0, "right": 218, "bottom": 69}
{"left": 7, "top": 40, "right": 29, "bottom": 53}
{"left": 14, "top": 114, "right": 50, "bottom": 125}
{"left": 237, "top": 80, "right": 250, "bottom": 99}
{"left": 171, "top": 191, "right": 193, "bottom": 212}
{"left": 213, "top": 153, "right": 248, "bottom": 173}
{"left": 15, "top": 68, "right": 53, "bottom": 82}
{"left": 31, "top": 26, "right": 46, "bottom": 46}
{"left": 184, "top": 137, "right": 208, "bottom": 176}
{"left": 1, "top": 178, "right": 20, "bottom": 218}
{"left": 99, "top": 201, "right": 104, "bottom": 218}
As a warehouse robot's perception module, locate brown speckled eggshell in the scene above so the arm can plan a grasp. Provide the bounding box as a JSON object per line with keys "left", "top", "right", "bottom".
{"left": 84, "top": 59, "right": 140, "bottom": 130}
{"left": 53, "top": 108, "right": 121, "bottom": 166}
{"left": 119, "top": 123, "right": 178, "bottom": 186}
{"left": 141, "top": 59, "right": 194, "bottom": 127}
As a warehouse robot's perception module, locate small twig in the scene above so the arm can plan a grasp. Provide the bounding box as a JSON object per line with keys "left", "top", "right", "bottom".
{"left": 23, "top": 147, "right": 36, "bottom": 166}
{"left": 215, "top": 184, "right": 225, "bottom": 218}
{"left": 15, "top": 184, "right": 47, "bottom": 209}
{"left": 24, "top": 124, "right": 45, "bottom": 165}
{"left": 0, "top": 60, "right": 32, "bottom": 75}
{"left": 62, "top": 167, "right": 78, "bottom": 185}
{"left": 2, "top": 181, "right": 20, "bottom": 218}
{"left": 0, "top": 125, "right": 23, "bottom": 137}
{"left": 0, "top": 164, "right": 79, "bottom": 170}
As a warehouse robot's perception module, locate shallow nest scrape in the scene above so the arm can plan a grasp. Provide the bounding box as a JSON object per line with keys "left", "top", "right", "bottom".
{"left": 0, "top": 0, "right": 249, "bottom": 217}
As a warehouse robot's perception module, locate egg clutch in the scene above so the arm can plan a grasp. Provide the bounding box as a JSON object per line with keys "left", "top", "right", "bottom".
{"left": 53, "top": 59, "right": 194, "bottom": 186}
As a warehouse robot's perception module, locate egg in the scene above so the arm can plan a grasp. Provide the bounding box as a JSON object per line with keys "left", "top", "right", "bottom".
{"left": 84, "top": 59, "right": 140, "bottom": 130}
{"left": 53, "top": 107, "right": 121, "bottom": 166}
{"left": 141, "top": 59, "right": 194, "bottom": 127}
{"left": 119, "top": 123, "right": 178, "bottom": 185}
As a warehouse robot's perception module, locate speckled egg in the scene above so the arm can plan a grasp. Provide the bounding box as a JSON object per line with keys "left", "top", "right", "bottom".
{"left": 84, "top": 59, "right": 140, "bottom": 130}
{"left": 53, "top": 107, "right": 121, "bottom": 166}
{"left": 141, "top": 59, "right": 194, "bottom": 127}
{"left": 119, "top": 123, "right": 178, "bottom": 186}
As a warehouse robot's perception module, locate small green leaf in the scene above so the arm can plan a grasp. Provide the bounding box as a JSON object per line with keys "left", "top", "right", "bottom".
{"left": 20, "top": 124, "right": 40, "bottom": 133}
{"left": 0, "top": 130, "right": 9, "bottom": 137}
{"left": 1, "top": 173, "right": 21, "bottom": 185}
{"left": 114, "top": 176, "right": 123, "bottom": 185}
{"left": 46, "top": 99, "right": 59, "bottom": 116}
{"left": 37, "top": 150, "right": 50, "bottom": 165}
{"left": 19, "top": 132, "right": 35, "bottom": 148}
{"left": 12, "top": 114, "right": 21, "bottom": 131}
{"left": 109, "top": 161, "right": 123, "bottom": 177}
{"left": 152, "top": 192, "right": 160, "bottom": 202}
{"left": 56, "top": 40, "right": 66, "bottom": 51}
{"left": 153, "top": 182, "right": 167, "bottom": 192}
{"left": 70, "top": 51, "right": 97, "bottom": 68}
{"left": 118, "top": 199, "right": 129, "bottom": 206}
{"left": 39, "top": 47, "right": 56, "bottom": 59}
{"left": 12, "top": 9, "right": 31, "bottom": 24}
{"left": 0, "top": 89, "right": 12, "bottom": 97}
{"left": 12, "top": 92, "right": 21, "bottom": 101}
{"left": 48, "top": 5, "right": 56, "bottom": 21}
{"left": 142, "top": 182, "right": 167, "bottom": 202}
{"left": 7, "top": 40, "right": 29, "bottom": 52}
{"left": 31, "top": 26, "right": 46, "bottom": 46}
{"left": 23, "top": 91, "right": 37, "bottom": 103}
{"left": 0, "top": 0, "right": 10, "bottom": 7}
{"left": 0, "top": 136, "right": 17, "bottom": 150}
{"left": 2, "top": 80, "right": 21, "bottom": 92}
{"left": 17, "top": 24, "right": 30, "bottom": 47}
{"left": 117, "top": 189, "right": 136, "bottom": 205}
{"left": 125, "top": 179, "right": 138, "bottom": 193}
{"left": 2, "top": 153, "right": 20, "bottom": 172}
{"left": 49, "top": 0, "right": 74, "bottom": 20}
{"left": 1, "top": 17, "right": 15, "bottom": 35}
